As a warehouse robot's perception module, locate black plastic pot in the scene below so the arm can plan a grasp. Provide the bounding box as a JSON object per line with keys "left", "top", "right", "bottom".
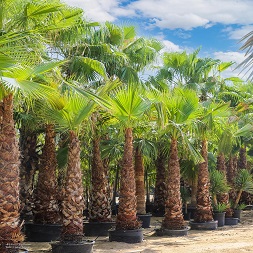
{"left": 84, "top": 221, "right": 116, "bottom": 236}
{"left": 109, "top": 228, "right": 143, "bottom": 243}
{"left": 155, "top": 227, "right": 189, "bottom": 237}
{"left": 233, "top": 209, "right": 242, "bottom": 222}
{"left": 213, "top": 212, "right": 225, "bottom": 227}
{"left": 225, "top": 217, "right": 239, "bottom": 225}
{"left": 189, "top": 220, "right": 218, "bottom": 230}
{"left": 51, "top": 240, "right": 94, "bottom": 253}
{"left": 1, "top": 244, "right": 28, "bottom": 253}
{"left": 137, "top": 213, "right": 152, "bottom": 228}
{"left": 24, "top": 223, "right": 62, "bottom": 242}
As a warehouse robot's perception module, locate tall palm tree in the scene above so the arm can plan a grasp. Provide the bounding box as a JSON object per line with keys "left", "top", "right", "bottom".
{"left": 0, "top": 1, "right": 84, "bottom": 249}
{"left": 193, "top": 102, "right": 231, "bottom": 223}
{"left": 153, "top": 88, "right": 201, "bottom": 231}
{"left": 105, "top": 85, "right": 150, "bottom": 230}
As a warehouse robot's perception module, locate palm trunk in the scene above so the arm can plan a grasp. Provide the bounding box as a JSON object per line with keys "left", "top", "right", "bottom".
{"left": 116, "top": 128, "right": 141, "bottom": 230}
{"left": 19, "top": 129, "right": 38, "bottom": 221}
{"left": 162, "top": 138, "right": 185, "bottom": 230}
{"left": 216, "top": 153, "right": 231, "bottom": 216}
{"left": 61, "top": 130, "right": 84, "bottom": 241}
{"left": 190, "top": 176, "right": 198, "bottom": 206}
{"left": 153, "top": 148, "right": 167, "bottom": 215}
{"left": 135, "top": 146, "right": 146, "bottom": 215}
{"left": 0, "top": 94, "right": 24, "bottom": 250}
{"left": 89, "top": 136, "right": 112, "bottom": 222}
{"left": 33, "top": 124, "right": 61, "bottom": 224}
{"left": 194, "top": 139, "right": 213, "bottom": 223}
{"left": 237, "top": 146, "right": 247, "bottom": 170}
{"left": 227, "top": 155, "right": 237, "bottom": 205}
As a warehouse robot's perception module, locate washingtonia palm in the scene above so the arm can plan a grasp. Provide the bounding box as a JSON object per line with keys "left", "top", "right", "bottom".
{"left": 153, "top": 88, "right": 201, "bottom": 230}
{"left": 105, "top": 85, "right": 150, "bottom": 230}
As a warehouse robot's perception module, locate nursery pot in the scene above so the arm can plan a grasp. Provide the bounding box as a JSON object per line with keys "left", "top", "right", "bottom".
{"left": 189, "top": 220, "right": 218, "bottom": 230}
{"left": 84, "top": 221, "right": 116, "bottom": 236}
{"left": 213, "top": 212, "right": 225, "bottom": 227}
{"left": 1, "top": 245, "right": 28, "bottom": 253}
{"left": 155, "top": 227, "right": 190, "bottom": 237}
{"left": 137, "top": 213, "right": 152, "bottom": 228}
{"left": 109, "top": 228, "right": 143, "bottom": 243}
{"left": 24, "top": 223, "right": 62, "bottom": 242}
{"left": 225, "top": 217, "right": 239, "bottom": 225}
{"left": 51, "top": 240, "right": 94, "bottom": 253}
{"left": 233, "top": 209, "right": 242, "bottom": 221}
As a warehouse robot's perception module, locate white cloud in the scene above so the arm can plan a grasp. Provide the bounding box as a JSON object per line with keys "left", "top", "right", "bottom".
{"left": 213, "top": 51, "right": 248, "bottom": 79}
{"left": 63, "top": 0, "right": 253, "bottom": 30}
{"left": 226, "top": 25, "right": 253, "bottom": 41}
{"left": 63, "top": 0, "right": 118, "bottom": 22}
{"left": 161, "top": 40, "right": 182, "bottom": 53}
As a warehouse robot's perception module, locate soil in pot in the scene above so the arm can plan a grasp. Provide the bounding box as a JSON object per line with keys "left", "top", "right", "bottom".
{"left": 51, "top": 240, "right": 94, "bottom": 253}
{"left": 84, "top": 221, "right": 116, "bottom": 236}
{"left": 137, "top": 214, "right": 152, "bottom": 228}
{"left": 24, "top": 223, "right": 62, "bottom": 242}
{"left": 109, "top": 228, "right": 143, "bottom": 243}
{"left": 213, "top": 212, "right": 225, "bottom": 227}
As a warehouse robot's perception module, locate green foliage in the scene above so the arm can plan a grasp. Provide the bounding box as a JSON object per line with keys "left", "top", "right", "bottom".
{"left": 234, "top": 169, "right": 253, "bottom": 193}
{"left": 213, "top": 202, "right": 228, "bottom": 213}
{"left": 210, "top": 169, "right": 230, "bottom": 195}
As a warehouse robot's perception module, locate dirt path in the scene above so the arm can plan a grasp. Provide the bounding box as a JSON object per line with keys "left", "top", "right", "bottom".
{"left": 23, "top": 210, "right": 253, "bottom": 253}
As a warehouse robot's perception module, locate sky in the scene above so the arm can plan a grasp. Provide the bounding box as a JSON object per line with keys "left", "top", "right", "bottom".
{"left": 63, "top": 0, "right": 253, "bottom": 80}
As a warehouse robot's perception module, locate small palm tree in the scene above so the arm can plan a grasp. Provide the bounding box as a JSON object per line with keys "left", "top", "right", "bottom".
{"left": 233, "top": 169, "right": 253, "bottom": 209}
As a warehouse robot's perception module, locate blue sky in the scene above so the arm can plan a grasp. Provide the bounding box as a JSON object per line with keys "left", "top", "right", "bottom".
{"left": 64, "top": 0, "right": 253, "bottom": 79}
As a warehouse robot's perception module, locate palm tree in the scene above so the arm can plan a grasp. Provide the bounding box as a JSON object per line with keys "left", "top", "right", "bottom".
{"left": 105, "top": 85, "right": 150, "bottom": 232}
{"left": 153, "top": 88, "right": 200, "bottom": 231}
{"left": 193, "top": 102, "right": 231, "bottom": 224}
{"left": 0, "top": 1, "right": 84, "bottom": 249}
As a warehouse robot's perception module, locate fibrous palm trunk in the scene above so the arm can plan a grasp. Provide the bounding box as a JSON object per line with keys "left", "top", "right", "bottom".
{"left": 89, "top": 136, "right": 112, "bottom": 222}
{"left": 0, "top": 94, "right": 24, "bottom": 251}
{"left": 237, "top": 146, "right": 247, "bottom": 170}
{"left": 216, "top": 153, "right": 232, "bottom": 217}
{"left": 19, "top": 129, "right": 38, "bottom": 221}
{"left": 162, "top": 138, "right": 185, "bottom": 230}
{"left": 61, "top": 130, "right": 84, "bottom": 241}
{"left": 134, "top": 146, "right": 146, "bottom": 215}
{"left": 33, "top": 124, "right": 61, "bottom": 224}
{"left": 116, "top": 128, "right": 141, "bottom": 230}
{"left": 153, "top": 149, "right": 167, "bottom": 215}
{"left": 194, "top": 139, "right": 213, "bottom": 223}
{"left": 227, "top": 155, "right": 237, "bottom": 205}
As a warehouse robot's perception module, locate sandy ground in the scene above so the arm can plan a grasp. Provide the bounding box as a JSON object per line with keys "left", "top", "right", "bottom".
{"left": 23, "top": 209, "right": 253, "bottom": 253}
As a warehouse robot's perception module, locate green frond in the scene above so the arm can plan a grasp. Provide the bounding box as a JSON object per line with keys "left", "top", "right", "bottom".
{"left": 107, "top": 85, "right": 150, "bottom": 126}
{"left": 235, "top": 169, "right": 253, "bottom": 193}
{"left": 217, "top": 61, "right": 234, "bottom": 72}
{"left": 210, "top": 170, "right": 230, "bottom": 195}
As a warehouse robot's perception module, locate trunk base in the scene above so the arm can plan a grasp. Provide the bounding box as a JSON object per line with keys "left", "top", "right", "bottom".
{"left": 155, "top": 227, "right": 189, "bottom": 237}
{"left": 189, "top": 220, "right": 218, "bottom": 230}
{"left": 108, "top": 229, "right": 143, "bottom": 243}
{"left": 225, "top": 217, "right": 239, "bottom": 225}
{"left": 84, "top": 221, "right": 116, "bottom": 236}
{"left": 51, "top": 240, "right": 94, "bottom": 253}
{"left": 137, "top": 214, "right": 152, "bottom": 228}
{"left": 24, "top": 223, "right": 62, "bottom": 242}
